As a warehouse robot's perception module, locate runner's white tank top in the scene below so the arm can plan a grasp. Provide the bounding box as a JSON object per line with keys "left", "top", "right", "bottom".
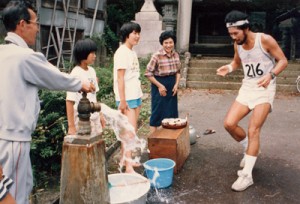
{"left": 238, "top": 33, "right": 275, "bottom": 84}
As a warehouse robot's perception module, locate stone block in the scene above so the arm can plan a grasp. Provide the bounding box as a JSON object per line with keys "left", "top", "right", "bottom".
{"left": 135, "top": 11, "right": 162, "bottom": 21}
{"left": 134, "top": 41, "right": 162, "bottom": 58}
{"left": 136, "top": 20, "right": 165, "bottom": 31}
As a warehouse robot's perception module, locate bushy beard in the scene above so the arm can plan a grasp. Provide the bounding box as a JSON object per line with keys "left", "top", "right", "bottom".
{"left": 237, "top": 32, "right": 247, "bottom": 45}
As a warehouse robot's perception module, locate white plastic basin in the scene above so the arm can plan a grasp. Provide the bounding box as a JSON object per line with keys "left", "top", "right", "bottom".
{"left": 108, "top": 173, "right": 150, "bottom": 204}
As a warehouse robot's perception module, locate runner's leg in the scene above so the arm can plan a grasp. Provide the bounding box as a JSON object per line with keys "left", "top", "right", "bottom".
{"left": 224, "top": 100, "right": 250, "bottom": 142}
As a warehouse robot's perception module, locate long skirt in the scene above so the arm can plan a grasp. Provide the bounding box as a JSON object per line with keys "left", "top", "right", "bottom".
{"left": 150, "top": 75, "right": 178, "bottom": 127}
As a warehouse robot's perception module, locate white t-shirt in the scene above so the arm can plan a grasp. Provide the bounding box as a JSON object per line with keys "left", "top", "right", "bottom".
{"left": 113, "top": 44, "right": 143, "bottom": 101}
{"left": 66, "top": 65, "right": 102, "bottom": 135}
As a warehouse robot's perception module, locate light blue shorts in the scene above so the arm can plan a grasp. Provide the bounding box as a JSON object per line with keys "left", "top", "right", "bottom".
{"left": 116, "top": 98, "right": 142, "bottom": 109}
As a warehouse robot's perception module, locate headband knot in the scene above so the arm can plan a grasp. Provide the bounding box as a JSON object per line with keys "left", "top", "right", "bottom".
{"left": 226, "top": 19, "right": 249, "bottom": 28}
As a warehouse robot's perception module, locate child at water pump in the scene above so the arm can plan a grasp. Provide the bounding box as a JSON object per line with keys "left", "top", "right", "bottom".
{"left": 66, "top": 38, "right": 105, "bottom": 136}
{"left": 113, "top": 22, "right": 143, "bottom": 173}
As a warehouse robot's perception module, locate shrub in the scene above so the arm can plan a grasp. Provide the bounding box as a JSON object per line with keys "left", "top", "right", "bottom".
{"left": 96, "top": 62, "right": 116, "bottom": 109}
{"left": 31, "top": 90, "right": 67, "bottom": 188}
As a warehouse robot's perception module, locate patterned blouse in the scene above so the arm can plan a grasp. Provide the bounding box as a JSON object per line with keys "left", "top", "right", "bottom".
{"left": 145, "top": 48, "right": 181, "bottom": 77}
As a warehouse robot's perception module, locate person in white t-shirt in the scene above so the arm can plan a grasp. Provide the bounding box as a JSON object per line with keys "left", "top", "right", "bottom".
{"left": 113, "top": 22, "right": 143, "bottom": 173}
{"left": 66, "top": 38, "right": 105, "bottom": 136}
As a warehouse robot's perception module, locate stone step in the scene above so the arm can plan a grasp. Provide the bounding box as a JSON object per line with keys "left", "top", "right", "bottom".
{"left": 189, "top": 45, "right": 233, "bottom": 57}
{"left": 186, "top": 81, "right": 241, "bottom": 90}
{"left": 186, "top": 58, "right": 300, "bottom": 93}
{"left": 188, "top": 68, "right": 299, "bottom": 78}
{"left": 189, "top": 58, "right": 231, "bottom": 68}
{"left": 188, "top": 60, "right": 300, "bottom": 77}
{"left": 188, "top": 67, "right": 243, "bottom": 75}
{"left": 190, "top": 59, "right": 300, "bottom": 71}
{"left": 187, "top": 74, "right": 298, "bottom": 85}
{"left": 186, "top": 81, "right": 298, "bottom": 92}
{"left": 188, "top": 69, "right": 300, "bottom": 81}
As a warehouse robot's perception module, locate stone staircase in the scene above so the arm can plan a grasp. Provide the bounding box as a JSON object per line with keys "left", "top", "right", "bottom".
{"left": 186, "top": 57, "right": 300, "bottom": 93}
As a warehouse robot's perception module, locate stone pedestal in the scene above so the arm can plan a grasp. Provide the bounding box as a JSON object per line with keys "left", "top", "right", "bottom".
{"left": 60, "top": 140, "right": 109, "bottom": 204}
{"left": 148, "top": 124, "right": 190, "bottom": 174}
{"left": 133, "top": 0, "right": 165, "bottom": 58}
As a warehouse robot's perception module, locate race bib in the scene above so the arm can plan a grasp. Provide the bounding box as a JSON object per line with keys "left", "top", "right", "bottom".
{"left": 243, "top": 62, "right": 265, "bottom": 79}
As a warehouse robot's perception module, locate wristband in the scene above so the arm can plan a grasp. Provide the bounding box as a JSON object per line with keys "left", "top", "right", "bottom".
{"left": 227, "top": 64, "right": 233, "bottom": 73}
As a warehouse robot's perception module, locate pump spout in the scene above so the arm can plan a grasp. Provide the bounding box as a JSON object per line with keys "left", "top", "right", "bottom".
{"left": 77, "top": 92, "right": 101, "bottom": 135}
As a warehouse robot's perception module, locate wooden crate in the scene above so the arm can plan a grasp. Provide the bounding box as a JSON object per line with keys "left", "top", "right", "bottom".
{"left": 148, "top": 124, "right": 190, "bottom": 174}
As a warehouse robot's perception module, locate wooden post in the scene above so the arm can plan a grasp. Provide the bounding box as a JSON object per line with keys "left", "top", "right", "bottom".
{"left": 59, "top": 139, "right": 110, "bottom": 204}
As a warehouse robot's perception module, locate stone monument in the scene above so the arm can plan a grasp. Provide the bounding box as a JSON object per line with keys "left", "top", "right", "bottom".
{"left": 133, "top": 0, "right": 165, "bottom": 58}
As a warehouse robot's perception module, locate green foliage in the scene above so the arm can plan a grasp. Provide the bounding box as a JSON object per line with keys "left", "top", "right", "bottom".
{"left": 107, "top": 0, "right": 144, "bottom": 28}
{"left": 139, "top": 56, "right": 151, "bottom": 93}
{"left": 102, "top": 25, "right": 119, "bottom": 55}
{"left": 95, "top": 61, "right": 116, "bottom": 109}
{"left": 0, "top": 36, "right": 4, "bottom": 44}
{"left": 101, "top": 128, "right": 117, "bottom": 147}
{"left": 90, "top": 33, "right": 106, "bottom": 48}
{"left": 31, "top": 90, "right": 67, "bottom": 188}
{"left": 105, "top": 0, "right": 144, "bottom": 53}
{"left": 62, "top": 60, "right": 74, "bottom": 73}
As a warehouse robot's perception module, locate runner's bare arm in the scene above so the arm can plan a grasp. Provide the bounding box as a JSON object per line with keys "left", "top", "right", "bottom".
{"left": 261, "top": 34, "right": 288, "bottom": 76}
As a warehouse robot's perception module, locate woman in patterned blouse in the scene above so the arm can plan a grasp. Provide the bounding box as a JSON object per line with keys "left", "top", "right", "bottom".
{"left": 145, "top": 31, "right": 181, "bottom": 134}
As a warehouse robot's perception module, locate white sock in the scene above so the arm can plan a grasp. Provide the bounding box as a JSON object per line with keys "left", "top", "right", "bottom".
{"left": 239, "top": 137, "right": 248, "bottom": 153}
{"left": 242, "top": 154, "right": 257, "bottom": 177}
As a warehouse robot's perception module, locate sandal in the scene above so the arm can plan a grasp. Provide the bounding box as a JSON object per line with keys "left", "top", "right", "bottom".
{"left": 203, "top": 129, "right": 216, "bottom": 135}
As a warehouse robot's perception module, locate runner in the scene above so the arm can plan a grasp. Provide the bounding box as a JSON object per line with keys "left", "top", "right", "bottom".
{"left": 216, "top": 10, "right": 288, "bottom": 191}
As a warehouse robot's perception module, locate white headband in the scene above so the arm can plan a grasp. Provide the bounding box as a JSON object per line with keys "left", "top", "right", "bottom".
{"left": 226, "top": 19, "right": 249, "bottom": 28}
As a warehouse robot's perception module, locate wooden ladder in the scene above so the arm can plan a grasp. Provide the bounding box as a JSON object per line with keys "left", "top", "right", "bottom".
{"left": 44, "top": 0, "right": 81, "bottom": 71}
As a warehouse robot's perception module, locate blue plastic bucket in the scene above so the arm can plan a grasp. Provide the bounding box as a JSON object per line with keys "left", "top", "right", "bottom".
{"left": 143, "top": 158, "right": 176, "bottom": 188}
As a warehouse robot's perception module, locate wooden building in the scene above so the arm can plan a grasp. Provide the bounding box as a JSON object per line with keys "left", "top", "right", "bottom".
{"left": 0, "top": 0, "right": 107, "bottom": 69}
{"left": 155, "top": 0, "right": 300, "bottom": 60}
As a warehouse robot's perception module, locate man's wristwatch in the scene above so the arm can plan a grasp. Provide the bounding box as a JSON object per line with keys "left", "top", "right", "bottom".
{"left": 270, "top": 71, "right": 276, "bottom": 80}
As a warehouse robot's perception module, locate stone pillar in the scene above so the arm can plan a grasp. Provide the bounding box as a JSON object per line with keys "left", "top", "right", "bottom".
{"left": 134, "top": 0, "right": 165, "bottom": 58}
{"left": 176, "top": 0, "right": 192, "bottom": 54}
{"left": 179, "top": 52, "right": 191, "bottom": 88}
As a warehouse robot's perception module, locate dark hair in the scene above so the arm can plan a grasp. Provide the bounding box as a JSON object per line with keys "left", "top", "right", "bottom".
{"left": 119, "top": 22, "right": 141, "bottom": 43}
{"left": 225, "top": 10, "right": 250, "bottom": 30}
{"left": 159, "top": 30, "right": 177, "bottom": 45}
{"left": 2, "top": 0, "right": 35, "bottom": 31}
{"left": 73, "top": 38, "right": 97, "bottom": 65}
